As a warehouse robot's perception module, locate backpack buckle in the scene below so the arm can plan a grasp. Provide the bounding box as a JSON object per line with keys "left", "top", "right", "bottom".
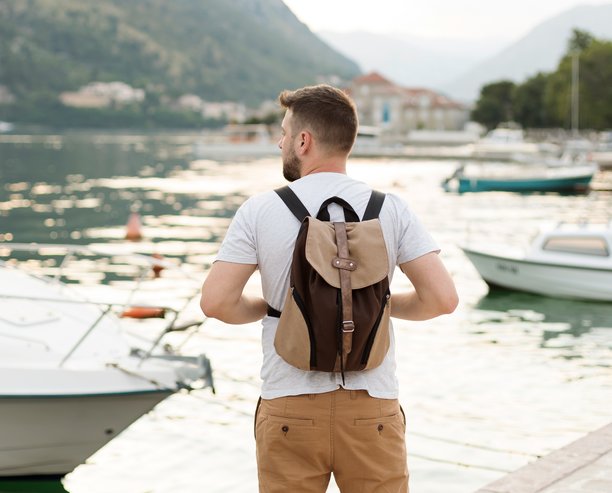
{"left": 342, "top": 321, "right": 355, "bottom": 333}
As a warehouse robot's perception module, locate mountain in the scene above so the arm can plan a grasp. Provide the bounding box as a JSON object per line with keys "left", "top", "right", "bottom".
{"left": 318, "top": 4, "right": 612, "bottom": 103}
{"left": 0, "top": 0, "right": 360, "bottom": 106}
{"left": 318, "top": 30, "right": 507, "bottom": 93}
{"left": 445, "top": 3, "right": 612, "bottom": 101}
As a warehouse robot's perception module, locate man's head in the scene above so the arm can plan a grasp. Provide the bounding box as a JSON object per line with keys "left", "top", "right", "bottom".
{"left": 278, "top": 84, "right": 358, "bottom": 181}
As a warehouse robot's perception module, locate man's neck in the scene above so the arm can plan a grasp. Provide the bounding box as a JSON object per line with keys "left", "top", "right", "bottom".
{"left": 301, "top": 158, "right": 348, "bottom": 177}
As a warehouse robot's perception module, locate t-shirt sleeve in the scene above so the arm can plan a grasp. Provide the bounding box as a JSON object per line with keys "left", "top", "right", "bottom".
{"left": 215, "top": 199, "right": 258, "bottom": 265}
{"left": 393, "top": 196, "right": 440, "bottom": 265}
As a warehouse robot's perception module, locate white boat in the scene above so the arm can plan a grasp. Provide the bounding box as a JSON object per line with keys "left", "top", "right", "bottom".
{"left": 591, "top": 131, "right": 612, "bottom": 169}
{"left": 0, "top": 245, "right": 214, "bottom": 479}
{"left": 513, "top": 148, "right": 595, "bottom": 168}
{"left": 350, "top": 125, "right": 407, "bottom": 157}
{"left": 406, "top": 128, "right": 481, "bottom": 146}
{"left": 591, "top": 150, "right": 612, "bottom": 170}
{"left": 470, "top": 128, "right": 544, "bottom": 160}
{"left": 461, "top": 222, "right": 612, "bottom": 301}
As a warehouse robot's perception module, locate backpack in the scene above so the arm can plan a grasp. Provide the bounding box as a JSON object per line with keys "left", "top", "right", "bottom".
{"left": 267, "top": 186, "right": 391, "bottom": 382}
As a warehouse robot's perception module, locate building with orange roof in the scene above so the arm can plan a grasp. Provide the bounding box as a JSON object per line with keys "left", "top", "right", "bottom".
{"left": 346, "top": 72, "right": 470, "bottom": 141}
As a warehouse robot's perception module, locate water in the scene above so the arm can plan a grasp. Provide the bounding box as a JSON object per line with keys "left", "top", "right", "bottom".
{"left": 1, "top": 132, "right": 611, "bottom": 493}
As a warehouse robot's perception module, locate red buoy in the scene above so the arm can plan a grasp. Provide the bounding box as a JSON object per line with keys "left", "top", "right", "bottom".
{"left": 125, "top": 212, "right": 143, "bottom": 241}
{"left": 152, "top": 253, "right": 164, "bottom": 278}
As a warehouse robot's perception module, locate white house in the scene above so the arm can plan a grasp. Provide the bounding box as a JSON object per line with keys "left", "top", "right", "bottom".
{"left": 60, "top": 82, "right": 145, "bottom": 108}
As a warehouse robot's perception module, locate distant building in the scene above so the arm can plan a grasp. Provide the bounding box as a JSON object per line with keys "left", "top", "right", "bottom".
{"left": 201, "top": 101, "right": 247, "bottom": 123}
{"left": 175, "top": 96, "right": 273, "bottom": 123}
{"left": 346, "top": 72, "right": 469, "bottom": 140}
{"left": 60, "top": 82, "right": 145, "bottom": 108}
{"left": 241, "top": 99, "right": 281, "bottom": 122}
{"left": 0, "top": 85, "right": 16, "bottom": 104}
{"left": 176, "top": 94, "right": 205, "bottom": 112}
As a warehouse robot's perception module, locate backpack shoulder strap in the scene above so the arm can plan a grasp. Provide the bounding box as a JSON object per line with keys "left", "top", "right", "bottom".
{"left": 362, "top": 190, "right": 386, "bottom": 220}
{"left": 274, "top": 186, "right": 310, "bottom": 222}
{"left": 316, "top": 196, "right": 359, "bottom": 222}
{"left": 276, "top": 186, "right": 385, "bottom": 222}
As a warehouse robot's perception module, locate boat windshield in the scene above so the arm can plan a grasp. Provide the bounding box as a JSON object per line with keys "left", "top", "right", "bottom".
{"left": 542, "top": 236, "right": 610, "bottom": 257}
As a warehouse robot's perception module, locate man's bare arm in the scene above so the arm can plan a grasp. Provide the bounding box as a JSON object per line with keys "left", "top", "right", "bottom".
{"left": 200, "top": 261, "right": 267, "bottom": 324}
{"left": 390, "top": 252, "right": 458, "bottom": 321}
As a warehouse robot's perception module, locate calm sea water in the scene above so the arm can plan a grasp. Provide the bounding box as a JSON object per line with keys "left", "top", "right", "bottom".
{"left": 1, "top": 132, "right": 611, "bottom": 493}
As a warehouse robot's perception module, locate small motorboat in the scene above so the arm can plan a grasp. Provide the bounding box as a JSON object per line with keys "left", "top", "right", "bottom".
{"left": 461, "top": 222, "right": 612, "bottom": 301}
{"left": 0, "top": 244, "right": 214, "bottom": 479}
{"left": 443, "top": 161, "right": 598, "bottom": 194}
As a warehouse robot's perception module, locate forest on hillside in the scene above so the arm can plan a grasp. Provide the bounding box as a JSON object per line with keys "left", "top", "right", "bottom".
{"left": 0, "top": 0, "right": 359, "bottom": 128}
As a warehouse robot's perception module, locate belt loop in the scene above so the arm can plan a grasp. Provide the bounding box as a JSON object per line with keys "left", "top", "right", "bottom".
{"left": 350, "top": 390, "right": 358, "bottom": 400}
{"left": 308, "top": 393, "right": 315, "bottom": 400}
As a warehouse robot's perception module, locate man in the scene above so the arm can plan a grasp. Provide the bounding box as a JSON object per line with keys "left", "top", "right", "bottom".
{"left": 201, "top": 84, "right": 458, "bottom": 493}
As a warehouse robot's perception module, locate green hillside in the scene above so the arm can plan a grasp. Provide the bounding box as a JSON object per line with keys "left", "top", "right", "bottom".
{"left": 0, "top": 0, "right": 360, "bottom": 126}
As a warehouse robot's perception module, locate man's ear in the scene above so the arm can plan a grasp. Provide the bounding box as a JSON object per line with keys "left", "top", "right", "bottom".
{"left": 297, "top": 131, "right": 312, "bottom": 155}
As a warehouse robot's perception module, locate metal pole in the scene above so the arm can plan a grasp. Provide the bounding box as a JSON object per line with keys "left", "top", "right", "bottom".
{"left": 571, "top": 51, "right": 579, "bottom": 136}
{"left": 59, "top": 305, "right": 112, "bottom": 367}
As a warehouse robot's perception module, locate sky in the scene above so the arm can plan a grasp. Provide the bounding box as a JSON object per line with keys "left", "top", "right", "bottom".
{"left": 283, "top": 0, "right": 611, "bottom": 41}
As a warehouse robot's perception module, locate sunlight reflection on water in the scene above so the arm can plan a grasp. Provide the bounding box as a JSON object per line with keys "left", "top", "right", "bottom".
{"left": 1, "top": 134, "right": 611, "bottom": 493}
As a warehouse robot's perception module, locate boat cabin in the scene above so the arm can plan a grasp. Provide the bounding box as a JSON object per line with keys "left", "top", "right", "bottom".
{"left": 528, "top": 223, "right": 612, "bottom": 267}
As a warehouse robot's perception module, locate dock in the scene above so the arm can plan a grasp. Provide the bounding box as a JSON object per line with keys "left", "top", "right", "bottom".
{"left": 475, "top": 422, "right": 612, "bottom": 493}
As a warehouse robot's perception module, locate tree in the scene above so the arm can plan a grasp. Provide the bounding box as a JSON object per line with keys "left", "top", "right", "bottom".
{"left": 576, "top": 39, "right": 612, "bottom": 129}
{"left": 513, "top": 72, "right": 551, "bottom": 128}
{"left": 473, "top": 29, "right": 612, "bottom": 131}
{"left": 568, "top": 28, "right": 595, "bottom": 52}
{"left": 471, "top": 81, "right": 516, "bottom": 129}
{"left": 544, "top": 30, "right": 612, "bottom": 130}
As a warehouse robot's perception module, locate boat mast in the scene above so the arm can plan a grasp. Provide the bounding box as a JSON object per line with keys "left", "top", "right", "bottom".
{"left": 571, "top": 50, "right": 579, "bottom": 136}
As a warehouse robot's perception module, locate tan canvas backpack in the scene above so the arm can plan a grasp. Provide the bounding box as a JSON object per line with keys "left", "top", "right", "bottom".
{"left": 267, "top": 186, "right": 391, "bottom": 382}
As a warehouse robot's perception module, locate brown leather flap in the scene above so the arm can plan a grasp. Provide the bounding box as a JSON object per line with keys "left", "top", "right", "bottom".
{"left": 305, "top": 217, "right": 389, "bottom": 289}
{"left": 332, "top": 257, "right": 357, "bottom": 271}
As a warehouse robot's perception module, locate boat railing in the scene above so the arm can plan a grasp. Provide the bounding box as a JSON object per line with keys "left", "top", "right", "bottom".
{"left": 554, "top": 216, "right": 612, "bottom": 230}
{"left": 0, "top": 243, "right": 205, "bottom": 368}
{"left": 0, "top": 291, "right": 203, "bottom": 367}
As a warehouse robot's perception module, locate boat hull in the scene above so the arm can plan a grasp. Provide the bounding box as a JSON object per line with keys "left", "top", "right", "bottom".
{"left": 0, "top": 391, "right": 171, "bottom": 477}
{"left": 462, "top": 248, "right": 612, "bottom": 301}
{"left": 457, "top": 174, "right": 593, "bottom": 193}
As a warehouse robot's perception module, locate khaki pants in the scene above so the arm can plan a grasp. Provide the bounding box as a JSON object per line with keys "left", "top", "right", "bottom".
{"left": 255, "top": 389, "right": 408, "bottom": 493}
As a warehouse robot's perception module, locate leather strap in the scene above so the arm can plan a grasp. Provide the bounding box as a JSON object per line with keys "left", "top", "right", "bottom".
{"left": 333, "top": 222, "right": 354, "bottom": 369}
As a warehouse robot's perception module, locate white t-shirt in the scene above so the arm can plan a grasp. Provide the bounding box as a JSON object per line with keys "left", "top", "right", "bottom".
{"left": 216, "top": 172, "right": 438, "bottom": 399}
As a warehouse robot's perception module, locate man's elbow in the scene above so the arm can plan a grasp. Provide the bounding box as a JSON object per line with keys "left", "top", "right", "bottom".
{"left": 200, "top": 293, "right": 225, "bottom": 320}
{"left": 438, "top": 290, "right": 459, "bottom": 315}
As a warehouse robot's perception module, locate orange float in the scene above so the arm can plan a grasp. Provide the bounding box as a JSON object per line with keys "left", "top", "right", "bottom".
{"left": 120, "top": 306, "right": 166, "bottom": 319}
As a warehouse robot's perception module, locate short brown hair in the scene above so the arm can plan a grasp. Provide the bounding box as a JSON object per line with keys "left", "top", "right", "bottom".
{"left": 279, "top": 84, "right": 358, "bottom": 154}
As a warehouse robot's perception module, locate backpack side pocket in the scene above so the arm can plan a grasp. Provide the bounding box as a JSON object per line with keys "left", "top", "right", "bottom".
{"left": 274, "top": 287, "right": 313, "bottom": 370}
